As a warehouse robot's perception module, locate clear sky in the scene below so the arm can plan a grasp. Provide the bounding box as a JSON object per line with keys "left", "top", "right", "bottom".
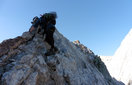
{"left": 0, "top": 0, "right": 132, "bottom": 56}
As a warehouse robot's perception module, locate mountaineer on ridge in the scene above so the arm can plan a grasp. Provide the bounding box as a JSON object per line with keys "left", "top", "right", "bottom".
{"left": 29, "top": 12, "right": 58, "bottom": 55}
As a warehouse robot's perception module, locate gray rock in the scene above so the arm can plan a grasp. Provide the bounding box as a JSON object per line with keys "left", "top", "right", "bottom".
{"left": 0, "top": 22, "right": 124, "bottom": 85}
{"left": 2, "top": 65, "right": 31, "bottom": 85}
{"left": 23, "top": 72, "right": 38, "bottom": 85}
{"left": 22, "top": 31, "right": 33, "bottom": 40}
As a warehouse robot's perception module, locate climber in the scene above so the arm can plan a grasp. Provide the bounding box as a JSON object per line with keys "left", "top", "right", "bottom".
{"left": 31, "top": 16, "right": 39, "bottom": 25}
{"left": 29, "top": 12, "right": 58, "bottom": 55}
{"left": 29, "top": 16, "right": 40, "bottom": 34}
{"left": 42, "top": 12, "right": 58, "bottom": 54}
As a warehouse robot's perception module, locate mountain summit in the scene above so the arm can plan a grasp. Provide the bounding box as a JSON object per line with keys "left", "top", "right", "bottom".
{"left": 105, "top": 29, "right": 132, "bottom": 85}
{"left": 0, "top": 13, "right": 124, "bottom": 85}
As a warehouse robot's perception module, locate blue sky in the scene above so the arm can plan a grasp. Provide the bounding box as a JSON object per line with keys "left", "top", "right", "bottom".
{"left": 0, "top": 0, "right": 132, "bottom": 56}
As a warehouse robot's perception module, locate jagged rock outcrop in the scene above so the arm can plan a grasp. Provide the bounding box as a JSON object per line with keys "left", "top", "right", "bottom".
{"left": 0, "top": 17, "right": 124, "bottom": 85}
{"left": 102, "top": 29, "right": 132, "bottom": 85}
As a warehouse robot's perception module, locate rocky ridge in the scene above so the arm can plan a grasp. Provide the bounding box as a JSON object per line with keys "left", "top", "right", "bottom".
{"left": 0, "top": 19, "right": 124, "bottom": 85}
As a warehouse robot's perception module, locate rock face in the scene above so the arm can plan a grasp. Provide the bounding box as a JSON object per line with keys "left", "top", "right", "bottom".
{"left": 104, "top": 29, "right": 132, "bottom": 85}
{"left": 0, "top": 19, "right": 124, "bottom": 85}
